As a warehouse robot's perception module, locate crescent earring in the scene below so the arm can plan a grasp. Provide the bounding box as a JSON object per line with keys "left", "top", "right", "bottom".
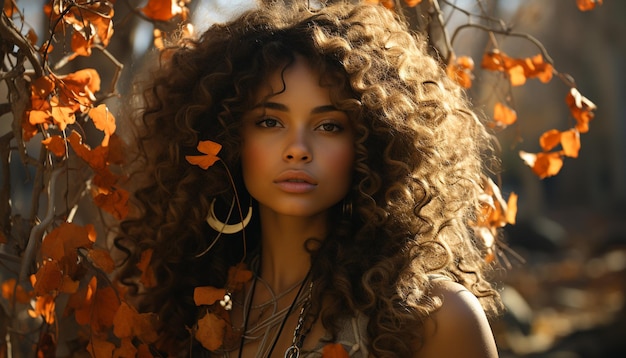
{"left": 206, "top": 197, "right": 253, "bottom": 234}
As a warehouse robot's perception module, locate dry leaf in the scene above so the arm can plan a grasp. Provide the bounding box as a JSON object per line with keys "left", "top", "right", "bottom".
{"left": 195, "top": 313, "right": 227, "bottom": 350}
{"left": 42, "top": 135, "right": 67, "bottom": 157}
{"left": 322, "top": 343, "right": 350, "bottom": 358}
{"left": 194, "top": 286, "right": 227, "bottom": 306}
{"left": 493, "top": 102, "right": 517, "bottom": 127}
{"left": 186, "top": 140, "right": 222, "bottom": 169}
{"left": 560, "top": 129, "right": 581, "bottom": 158}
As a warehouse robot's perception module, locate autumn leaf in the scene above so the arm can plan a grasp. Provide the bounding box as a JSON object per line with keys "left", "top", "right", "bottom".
{"left": 74, "top": 276, "right": 121, "bottom": 333}
{"left": 227, "top": 263, "right": 253, "bottom": 291}
{"left": 519, "top": 151, "right": 564, "bottom": 179}
{"left": 55, "top": 69, "right": 101, "bottom": 111}
{"left": 3, "top": 0, "right": 17, "bottom": 17}
{"left": 114, "top": 337, "right": 137, "bottom": 358}
{"left": 141, "top": 0, "right": 185, "bottom": 21}
{"left": 481, "top": 50, "right": 553, "bottom": 86}
{"left": 71, "top": 29, "right": 94, "bottom": 58}
{"left": 195, "top": 312, "right": 227, "bottom": 350}
{"left": 137, "top": 249, "right": 157, "bottom": 288}
{"left": 505, "top": 193, "right": 518, "bottom": 225}
{"left": 31, "top": 260, "right": 64, "bottom": 296}
{"left": 31, "top": 75, "right": 55, "bottom": 98}
{"left": 42, "top": 135, "right": 66, "bottom": 157}
{"left": 186, "top": 140, "right": 223, "bottom": 169}
{"left": 89, "top": 104, "right": 117, "bottom": 146}
{"left": 539, "top": 129, "right": 562, "bottom": 152}
{"left": 493, "top": 102, "right": 517, "bottom": 127}
{"left": 28, "top": 294, "right": 56, "bottom": 324}
{"left": 566, "top": 87, "right": 596, "bottom": 133}
{"left": 403, "top": 0, "right": 423, "bottom": 8}
{"left": 41, "top": 222, "right": 96, "bottom": 263}
{"left": 87, "top": 335, "right": 116, "bottom": 358}
{"left": 560, "top": 129, "right": 581, "bottom": 158}
{"left": 1, "top": 278, "right": 32, "bottom": 303}
{"left": 113, "top": 302, "right": 159, "bottom": 343}
{"left": 322, "top": 343, "right": 350, "bottom": 358}
{"left": 194, "top": 286, "right": 227, "bottom": 306}
{"left": 577, "top": 0, "right": 603, "bottom": 11}
{"left": 93, "top": 188, "right": 130, "bottom": 220}
{"left": 447, "top": 55, "right": 474, "bottom": 88}
{"left": 68, "top": 131, "right": 107, "bottom": 171}
{"left": 88, "top": 248, "right": 116, "bottom": 273}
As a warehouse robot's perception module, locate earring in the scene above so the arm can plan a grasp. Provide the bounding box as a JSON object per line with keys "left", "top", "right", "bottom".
{"left": 342, "top": 198, "right": 353, "bottom": 218}
{"left": 206, "top": 197, "right": 253, "bottom": 234}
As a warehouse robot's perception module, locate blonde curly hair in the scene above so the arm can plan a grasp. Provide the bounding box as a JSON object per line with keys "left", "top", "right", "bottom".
{"left": 115, "top": 2, "right": 502, "bottom": 356}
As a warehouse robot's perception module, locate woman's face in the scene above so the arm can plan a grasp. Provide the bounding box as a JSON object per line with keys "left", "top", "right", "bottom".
{"left": 240, "top": 57, "right": 355, "bottom": 219}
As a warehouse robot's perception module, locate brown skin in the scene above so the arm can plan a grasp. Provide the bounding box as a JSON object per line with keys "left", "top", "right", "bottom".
{"left": 418, "top": 280, "right": 499, "bottom": 358}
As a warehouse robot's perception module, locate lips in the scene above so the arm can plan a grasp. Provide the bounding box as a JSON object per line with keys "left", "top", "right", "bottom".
{"left": 274, "top": 170, "right": 318, "bottom": 193}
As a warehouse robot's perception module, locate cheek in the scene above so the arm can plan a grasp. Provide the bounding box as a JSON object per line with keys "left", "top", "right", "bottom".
{"left": 240, "top": 139, "right": 272, "bottom": 192}
{"left": 325, "top": 144, "right": 355, "bottom": 183}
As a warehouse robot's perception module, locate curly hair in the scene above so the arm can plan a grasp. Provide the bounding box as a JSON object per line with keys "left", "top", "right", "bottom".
{"left": 115, "top": 2, "right": 502, "bottom": 356}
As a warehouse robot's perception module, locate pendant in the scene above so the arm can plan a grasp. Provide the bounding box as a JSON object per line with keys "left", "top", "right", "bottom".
{"left": 284, "top": 345, "right": 300, "bottom": 358}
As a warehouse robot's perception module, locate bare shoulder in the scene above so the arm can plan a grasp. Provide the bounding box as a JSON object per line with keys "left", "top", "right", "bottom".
{"left": 416, "top": 279, "right": 499, "bottom": 358}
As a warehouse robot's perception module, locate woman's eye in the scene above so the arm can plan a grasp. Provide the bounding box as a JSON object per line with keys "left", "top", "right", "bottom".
{"left": 257, "top": 118, "right": 281, "bottom": 128}
{"left": 317, "top": 122, "right": 343, "bottom": 132}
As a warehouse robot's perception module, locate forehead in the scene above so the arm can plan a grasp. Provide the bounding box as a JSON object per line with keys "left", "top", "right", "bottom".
{"left": 254, "top": 56, "right": 328, "bottom": 101}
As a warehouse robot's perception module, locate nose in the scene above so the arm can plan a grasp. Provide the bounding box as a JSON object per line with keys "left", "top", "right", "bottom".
{"left": 283, "top": 130, "right": 312, "bottom": 162}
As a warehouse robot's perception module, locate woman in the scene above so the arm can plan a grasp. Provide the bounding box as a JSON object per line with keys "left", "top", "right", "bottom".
{"left": 115, "top": 2, "right": 502, "bottom": 357}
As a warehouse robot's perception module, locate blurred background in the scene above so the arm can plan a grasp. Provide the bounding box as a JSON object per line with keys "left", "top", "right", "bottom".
{"left": 3, "top": 0, "right": 625, "bottom": 357}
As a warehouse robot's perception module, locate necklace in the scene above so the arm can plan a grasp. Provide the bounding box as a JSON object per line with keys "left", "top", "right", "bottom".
{"left": 283, "top": 282, "right": 314, "bottom": 358}
{"left": 238, "top": 269, "right": 312, "bottom": 358}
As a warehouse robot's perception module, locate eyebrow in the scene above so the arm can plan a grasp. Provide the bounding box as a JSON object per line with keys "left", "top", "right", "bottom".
{"left": 255, "top": 102, "right": 341, "bottom": 115}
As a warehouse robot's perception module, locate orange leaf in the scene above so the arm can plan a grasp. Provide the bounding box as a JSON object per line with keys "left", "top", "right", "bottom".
{"left": 41, "top": 222, "right": 95, "bottom": 263}
{"left": 88, "top": 248, "right": 116, "bottom": 273}
{"left": 195, "top": 313, "right": 227, "bottom": 350}
{"left": 114, "top": 337, "right": 137, "bottom": 358}
{"left": 68, "top": 131, "right": 109, "bottom": 171}
{"left": 113, "top": 302, "right": 159, "bottom": 343}
{"left": 88, "top": 285, "right": 120, "bottom": 333}
{"left": 519, "top": 151, "right": 563, "bottom": 179}
{"left": 89, "top": 104, "right": 116, "bottom": 146}
{"left": 493, "top": 102, "right": 517, "bottom": 127}
{"left": 446, "top": 56, "right": 474, "bottom": 88}
{"left": 141, "top": 0, "right": 184, "bottom": 21}
{"left": 194, "top": 286, "right": 227, "bottom": 306}
{"left": 137, "top": 249, "right": 157, "bottom": 288}
{"left": 507, "top": 65, "right": 526, "bottom": 86}
{"left": 56, "top": 69, "right": 101, "bottom": 111}
{"left": 28, "top": 294, "right": 56, "bottom": 324}
{"left": 71, "top": 30, "right": 93, "bottom": 58}
{"left": 1, "top": 279, "right": 31, "bottom": 303}
{"left": 403, "top": 0, "right": 423, "bottom": 7}
{"left": 3, "top": 0, "right": 17, "bottom": 17}
{"left": 31, "top": 75, "right": 55, "bottom": 98}
{"left": 113, "top": 302, "right": 138, "bottom": 338}
{"left": 560, "top": 129, "right": 581, "bottom": 158}
{"left": 50, "top": 99, "right": 77, "bottom": 130}
{"left": 87, "top": 336, "right": 116, "bottom": 358}
{"left": 227, "top": 263, "right": 253, "bottom": 291}
{"left": 539, "top": 129, "right": 562, "bottom": 152}
{"left": 505, "top": 193, "right": 518, "bottom": 225}
{"left": 32, "top": 260, "right": 64, "bottom": 295}
{"left": 42, "top": 135, "right": 66, "bottom": 157}
{"left": 186, "top": 140, "right": 222, "bottom": 169}
{"left": 322, "top": 343, "right": 350, "bottom": 358}
{"left": 93, "top": 188, "right": 130, "bottom": 220}
{"left": 577, "top": 0, "right": 603, "bottom": 11}
{"left": 566, "top": 88, "right": 596, "bottom": 133}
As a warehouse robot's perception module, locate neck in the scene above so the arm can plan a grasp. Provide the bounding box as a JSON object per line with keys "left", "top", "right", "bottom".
{"left": 257, "top": 206, "right": 327, "bottom": 293}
